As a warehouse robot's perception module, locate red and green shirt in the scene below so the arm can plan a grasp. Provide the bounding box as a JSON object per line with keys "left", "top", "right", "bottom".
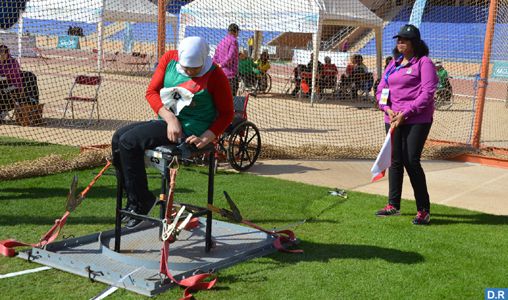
{"left": 146, "top": 50, "right": 234, "bottom": 137}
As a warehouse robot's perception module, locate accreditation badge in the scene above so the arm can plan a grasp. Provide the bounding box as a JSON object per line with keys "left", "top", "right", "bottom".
{"left": 379, "top": 88, "right": 390, "bottom": 105}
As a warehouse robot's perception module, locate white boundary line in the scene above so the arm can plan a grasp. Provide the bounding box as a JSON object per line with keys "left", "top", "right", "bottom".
{"left": 0, "top": 266, "right": 52, "bottom": 279}
{"left": 90, "top": 286, "right": 119, "bottom": 300}
{"left": 454, "top": 93, "right": 507, "bottom": 102}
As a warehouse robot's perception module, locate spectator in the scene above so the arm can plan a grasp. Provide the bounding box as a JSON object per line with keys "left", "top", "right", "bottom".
{"left": 113, "top": 36, "right": 234, "bottom": 229}
{"left": 247, "top": 35, "right": 254, "bottom": 58}
{"left": 0, "top": 45, "right": 22, "bottom": 121}
{"left": 306, "top": 52, "right": 323, "bottom": 73}
{"left": 255, "top": 50, "right": 271, "bottom": 74}
{"left": 291, "top": 53, "right": 322, "bottom": 96}
{"left": 374, "top": 24, "right": 438, "bottom": 225}
{"left": 213, "top": 23, "right": 240, "bottom": 96}
{"left": 435, "top": 61, "right": 448, "bottom": 89}
{"left": 255, "top": 50, "right": 271, "bottom": 91}
{"left": 238, "top": 50, "right": 259, "bottom": 88}
{"left": 340, "top": 54, "right": 368, "bottom": 99}
{"left": 352, "top": 54, "right": 368, "bottom": 74}
{"left": 290, "top": 64, "right": 305, "bottom": 97}
{"left": 374, "top": 56, "right": 393, "bottom": 94}
{"left": 340, "top": 38, "right": 350, "bottom": 52}
{"left": 322, "top": 56, "right": 338, "bottom": 89}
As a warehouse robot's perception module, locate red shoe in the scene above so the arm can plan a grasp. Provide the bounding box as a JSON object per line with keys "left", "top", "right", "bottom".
{"left": 412, "top": 211, "right": 430, "bottom": 225}
{"left": 375, "top": 204, "right": 400, "bottom": 217}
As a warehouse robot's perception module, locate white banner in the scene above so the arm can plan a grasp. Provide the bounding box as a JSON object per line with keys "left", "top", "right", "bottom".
{"left": 292, "top": 49, "right": 350, "bottom": 68}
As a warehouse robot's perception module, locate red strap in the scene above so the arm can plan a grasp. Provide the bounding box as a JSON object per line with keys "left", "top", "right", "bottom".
{"left": 241, "top": 220, "right": 303, "bottom": 253}
{"left": 0, "top": 162, "right": 111, "bottom": 257}
{"left": 160, "top": 166, "right": 216, "bottom": 299}
{"left": 79, "top": 160, "right": 112, "bottom": 199}
{"left": 160, "top": 240, "right": 217, "bottom": 300}
{"left": 0, "top": 240, "right": 32, "bottom": 257}
{"left": 0, "top": 211, "right": 70, "bottom": 257}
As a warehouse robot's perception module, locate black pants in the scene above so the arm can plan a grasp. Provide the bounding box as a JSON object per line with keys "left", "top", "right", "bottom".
{"left": 0, "top": 89, "right": 15, "bottom": 114}
{"left": 228, "top": 76, "right": 239, "bottom": 97}
{"left": 386, "top": 122, "right": 432, "bottom": 212}
{"left": 112, "top": 120, "right": 171, "bottom": 210}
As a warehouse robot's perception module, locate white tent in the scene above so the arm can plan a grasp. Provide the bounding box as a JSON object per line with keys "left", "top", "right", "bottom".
{"left": 20, "top": 0, "right": 177, "bottom": 70}
{"left": 181, "top": 0, "right": 384, "bottom": 103}
{"left": 23, "top": 0, "right": 177, "bottom": 24}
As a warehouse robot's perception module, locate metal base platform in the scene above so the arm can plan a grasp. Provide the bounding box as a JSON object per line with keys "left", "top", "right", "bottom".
{"left": 18, "top": 218, "right": 276, "bottom": 296}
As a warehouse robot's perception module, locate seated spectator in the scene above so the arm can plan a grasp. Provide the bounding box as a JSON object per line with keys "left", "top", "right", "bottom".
{"left": 374, "top": 56, "right": 393, "bottom": 94}
{"left": 290, "top": 52, "right": 324, "bottom": 96}
{"left": 238, "top": 50, "right": 259, "bottom": 88}
{"left": 256, "top": 50, "right": 271, "bottom": 74}
{"left": 339, "top": 54, "right": 372, "bottom": 99}
{"left": 434, "top": 61, "right": 453, "bottom": 104}
{"left": 0, "top": 45, "right": 23, "bottom": 121}
{"left": 290, "top": 64, "right": 306, "bottom": 96}
{"left": 351, "top": 54, "right": 373, "bottom": 95}
{"left": 255, "top": 51, "right": 271, "bottom": 91}
{"left": 321, "top": 56, "right": 338, "bottom": 89}
{"left": 435, "top": 61, "right": 449, "bottom": 89}
{"left": 306, "top": 52, "right": 323, "bottom": 73}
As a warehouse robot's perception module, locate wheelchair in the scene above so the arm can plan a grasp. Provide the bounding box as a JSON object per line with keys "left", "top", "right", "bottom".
{"left": 195, "top": 93, "right": 261, "bottom": 172}
{"left": 338, "top": 72, "right": 374, "bottom": 100}
{"left": 434, "top": 78, "right": 454, "bottom": 110}
{"left": 238, "top": 73, "right": 272, "bottom": 95}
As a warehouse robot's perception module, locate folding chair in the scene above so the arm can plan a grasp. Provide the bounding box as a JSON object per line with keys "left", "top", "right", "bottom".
{"left": 92, "top": 49, "right": 119, "bottom": 68}
{"left": 320, "top": 69, "right": 338, "bottom": 95}
{"left": 33, "top": 47, "right": 50, "bottom": 67}
{"left": 62, "top": 75, "right": 102, "bottom": 126}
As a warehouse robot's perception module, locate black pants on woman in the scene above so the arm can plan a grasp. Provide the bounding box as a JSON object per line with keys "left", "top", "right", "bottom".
{"left": 385, "top": 122, "right": 432, "bottom": 212}
{"left": 112, "top": 120, "right": 170, "bottom": 212}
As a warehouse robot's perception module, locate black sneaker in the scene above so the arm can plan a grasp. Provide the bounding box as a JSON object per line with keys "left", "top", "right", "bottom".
{"left": 121, "top": 206, "right": 135, "bottom": 223}
{"left": 125, "top": 197, "right": 157, "bottom": 229}
{"left": 375, "top": 204, "right": 400, "bottom": 217}
{"left": 412, "top": 211, "right": 430, "bottom": 225}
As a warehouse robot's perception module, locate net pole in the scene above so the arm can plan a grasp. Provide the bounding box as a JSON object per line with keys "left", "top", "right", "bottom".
{"left": 472, "top": 0, "right": 498, "bottom": 148}
{"left": 17, "top": 16, "right": 23, "bottom": 61}
{"left": 157, "top": 0, "right": 167, "bottom": 60}
{"left": 374, "top": 27, "right": 383, "bottom": 79}
{"left": 97, "top": 0, "right": 105, "bottom": 73}
{"left": 310, "top": 16, "right": 323, "bottom": 105}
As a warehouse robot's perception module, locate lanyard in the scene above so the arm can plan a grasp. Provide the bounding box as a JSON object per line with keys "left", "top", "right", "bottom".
{"left": 384, "top": 65, "right": 402, "bottom": 87}
{"left": 384, "top": 59, "right": 411, "bottom": 86}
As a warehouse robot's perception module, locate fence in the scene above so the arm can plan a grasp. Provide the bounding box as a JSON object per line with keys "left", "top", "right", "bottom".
{"left": 0, "top": 0, "right": 506, "bottom": 173}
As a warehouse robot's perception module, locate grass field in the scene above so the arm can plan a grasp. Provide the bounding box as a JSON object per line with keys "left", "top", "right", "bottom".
{"left": 1, "top": 164, "right": 507, "bottom": 299}
{"left": 0, "top": 136, "right": 79, "bottom": 166}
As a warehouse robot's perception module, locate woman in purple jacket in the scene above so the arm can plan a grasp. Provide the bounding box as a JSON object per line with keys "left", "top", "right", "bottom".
{"left": 213, "top": 23, "right": 240, "bottom": 96}
{"left": 374, "top": 24, "right": 438, "bottom": 225}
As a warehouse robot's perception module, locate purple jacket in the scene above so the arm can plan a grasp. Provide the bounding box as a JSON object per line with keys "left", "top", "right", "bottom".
{"left": 0, "top": 56, "right": 22, "bottom": 89}
{"left": 376, "top": 55, "right": 438, "bottom": 124}
{"left": 213, "top": 34, "right": 238, "bottom": 79}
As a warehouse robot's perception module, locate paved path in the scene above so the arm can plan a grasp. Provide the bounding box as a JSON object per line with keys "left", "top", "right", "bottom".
{"left": 248, "top": 159, "right": 508, "bottom": 216}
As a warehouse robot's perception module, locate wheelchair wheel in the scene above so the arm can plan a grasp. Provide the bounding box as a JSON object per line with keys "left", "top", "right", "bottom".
{"left": 283, "top": 77, "right": 295, "bottom": 95}
{"left": 435, "top": 88, "right": 454, "bottom": 110}
{"left": 227, "top": 121, "right": 261, "bottom": 171}
{"left": 263, "top": 73, "right": 272, "bottom": 93}
{"left": 238, "top": 79, "right": 246, "bottom": 95}
{"left": 255, "top": 73, "right": 272, "bottom": 94}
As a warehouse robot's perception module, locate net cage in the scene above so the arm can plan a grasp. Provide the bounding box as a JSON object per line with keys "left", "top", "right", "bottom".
{"left": 0, "top": 0, "right": 507, "bottom": 175}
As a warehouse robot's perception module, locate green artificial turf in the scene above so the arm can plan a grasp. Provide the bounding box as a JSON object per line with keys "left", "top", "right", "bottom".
{"left": 0, "top": 136, "right": 79, "bottom": 166}
{"left": 0, "top": 166, "right": 507, "bottom": 299}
